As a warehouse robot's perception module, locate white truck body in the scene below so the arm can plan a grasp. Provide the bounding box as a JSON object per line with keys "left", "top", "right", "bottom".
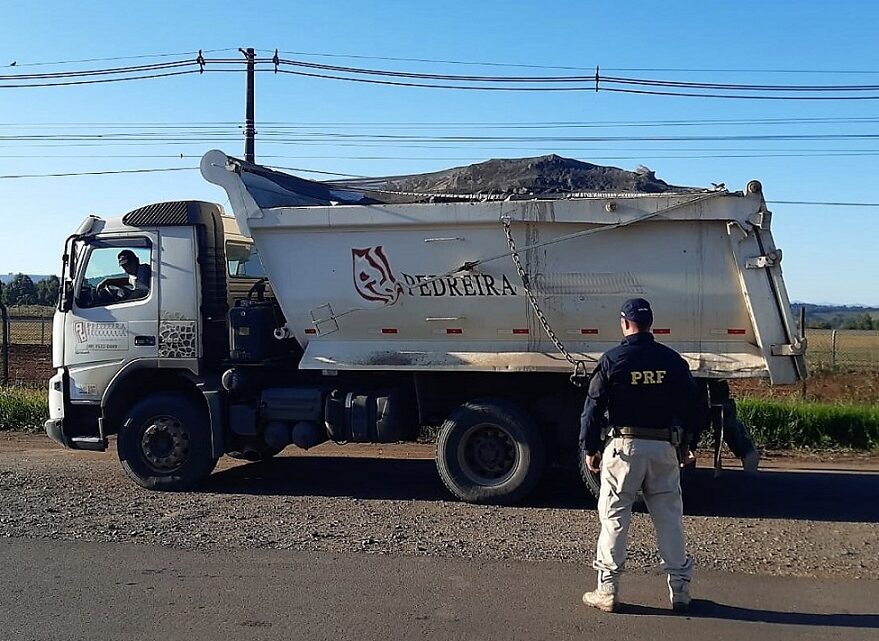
{"left": 44, "top": 150, "right": 806, "bottom": 505}
{"left": 201, "top": 150, "right": 806, "bottom": 385}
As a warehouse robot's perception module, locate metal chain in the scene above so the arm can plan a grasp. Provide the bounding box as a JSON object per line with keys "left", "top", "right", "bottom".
{"left": 502, "top": 216, "right": 590, "bottom": 386}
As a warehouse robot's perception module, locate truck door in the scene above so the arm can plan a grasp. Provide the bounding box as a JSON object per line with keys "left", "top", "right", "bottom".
{"left": 64, "top": 234, "right": 159, "bottom": 403}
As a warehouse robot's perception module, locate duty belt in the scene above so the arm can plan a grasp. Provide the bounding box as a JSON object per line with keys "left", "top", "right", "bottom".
{"left": 608, "top": 426, "right": 680, "bottom": 444}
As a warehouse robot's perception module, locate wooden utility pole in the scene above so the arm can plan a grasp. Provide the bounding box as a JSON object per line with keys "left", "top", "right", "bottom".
{"left": 240, "top": 47, "right": 256, "bottom": 163}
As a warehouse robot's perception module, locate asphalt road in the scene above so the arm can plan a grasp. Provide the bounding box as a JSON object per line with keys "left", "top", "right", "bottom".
{"left": 1, "top": 538, "right": 877, "bottom": 641}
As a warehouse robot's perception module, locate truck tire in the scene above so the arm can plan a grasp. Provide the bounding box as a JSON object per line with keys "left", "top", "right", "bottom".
{"left": 578, "top": 440, "right": 602, "bottom": 500}
{"left": 117, "top": 392, "right": 218, "bottom": 491}
{"left": 578, "top": 440, "right": 693, "bottom": 501}
{"left": 436, "top": 399, "right": 545, "bottom": 505}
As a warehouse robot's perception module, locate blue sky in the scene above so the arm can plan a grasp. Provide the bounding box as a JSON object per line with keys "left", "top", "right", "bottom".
{"left": 1, "top": 0, "right": 878, "bottom": 305}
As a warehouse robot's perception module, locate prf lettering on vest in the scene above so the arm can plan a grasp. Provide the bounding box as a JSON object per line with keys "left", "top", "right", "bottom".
{"left": 630, "top": 370, "right": 667, "bottom": 385}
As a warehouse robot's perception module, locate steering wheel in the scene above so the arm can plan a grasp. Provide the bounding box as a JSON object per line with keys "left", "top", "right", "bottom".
{"left": 96, "top": 281, "right": 131, "bottom": 302}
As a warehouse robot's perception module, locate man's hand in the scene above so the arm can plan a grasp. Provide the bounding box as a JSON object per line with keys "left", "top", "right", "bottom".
{"left": 681, "top": 450, "right": 696, "bottom": 468}
{"left": 586, "top": 451, "right": 602, "bottom": 473}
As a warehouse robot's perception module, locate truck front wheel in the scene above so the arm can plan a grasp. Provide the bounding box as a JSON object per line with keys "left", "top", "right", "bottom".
{"left": 436, "top": 399, "right": 545, "bottom": 505}
{"left": 117, "top": 392, "right": 217, "bottom": 491}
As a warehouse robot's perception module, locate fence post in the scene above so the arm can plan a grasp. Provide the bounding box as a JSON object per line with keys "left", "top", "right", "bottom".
{"left": 41, "top": 318, "right": 46, "bottom": 345}
{"left": 0, "top": 292, "right": 8, "bottom": 385}
{"left": 830, "top": 329, "right": 838, "bottom": 368}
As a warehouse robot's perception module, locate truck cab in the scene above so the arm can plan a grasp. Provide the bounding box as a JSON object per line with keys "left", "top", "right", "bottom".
{"left": 46, "top": 201, "right": 254, "bottom": 465}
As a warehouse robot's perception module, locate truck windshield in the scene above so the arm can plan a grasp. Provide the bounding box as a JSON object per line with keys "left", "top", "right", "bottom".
{"left": 226, "top": 242, "right": 267, "bottom": 278}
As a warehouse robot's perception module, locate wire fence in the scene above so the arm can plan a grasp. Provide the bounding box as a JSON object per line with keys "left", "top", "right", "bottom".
{"left": 804, "top": 329, "right": 879, "bottom": 371}
{"left": 1, "top": 308, "right": 878, "bottom": 385}
{"left": 0, "top": 308, "right": 55, "bottom": 386}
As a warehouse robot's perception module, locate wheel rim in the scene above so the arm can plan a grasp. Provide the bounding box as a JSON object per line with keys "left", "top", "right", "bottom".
{"left": 457, "top": 423, "right": 519, "bottom": 486}
{"left": 140, "top": 415, "right": 190, "bottom": 472}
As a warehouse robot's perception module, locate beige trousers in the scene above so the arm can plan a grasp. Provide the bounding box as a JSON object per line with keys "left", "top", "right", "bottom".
{"left": 593, "top": 437, "right": 693, "bottom": 592}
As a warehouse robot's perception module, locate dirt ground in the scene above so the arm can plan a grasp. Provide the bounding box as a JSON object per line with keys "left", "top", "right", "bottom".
{"left": 8, "top": 431, "right": 879, "bottom": 478}
{"left": 2, "top": 433, "right": 878, "bottom": 582}
{"left": 731, "top": 370, "right": 878, "bottom": 404}
{"left": 3, "top": 431, "right": 878, "bottom": 470}
{"left": 1, "top": 344, "right": 54, "bottom": 384}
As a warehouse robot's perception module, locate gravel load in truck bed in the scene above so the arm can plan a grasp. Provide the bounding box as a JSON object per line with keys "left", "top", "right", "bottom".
{"left": 342, "top": 154, "right": 691, "bottom": 196}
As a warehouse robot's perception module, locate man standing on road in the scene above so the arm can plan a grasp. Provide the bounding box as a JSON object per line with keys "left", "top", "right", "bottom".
{"left": 580, "top": 298, "right": 697, "bottom": 614}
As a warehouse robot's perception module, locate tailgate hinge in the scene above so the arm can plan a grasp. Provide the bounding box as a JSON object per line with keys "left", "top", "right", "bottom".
{"left": 746, "top": 249, "right": 782, "bottom": 269}
{"left": 771, "top": 338, "right": 807, "bottom": 357}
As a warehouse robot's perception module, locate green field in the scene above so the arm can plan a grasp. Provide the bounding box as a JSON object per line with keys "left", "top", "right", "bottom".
{"left": 806, "top": 329, "right": 879, "bottom": 370}
{"left": 2, "top": 305, "right": 54, "bottom": 318}
{"left": 0, "top": 387, "right": 46, "bottom": 432}
{"left": 738, "top": 398, "right": 879, "bottom": 450}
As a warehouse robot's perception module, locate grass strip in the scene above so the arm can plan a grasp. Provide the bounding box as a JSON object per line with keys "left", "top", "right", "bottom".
{"left": 0, "top": 386, "right": 46, "bottom": 433}
{"left": 2, "top": 387, "right": 877, "bottom": 450}
{"left": 737, "top": 398, "right": 879, "bottom": 450}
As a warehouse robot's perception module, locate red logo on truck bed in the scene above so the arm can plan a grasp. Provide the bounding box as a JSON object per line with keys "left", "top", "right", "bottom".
{"left": 352, "top": 246, "right": 404, "bottom": 305}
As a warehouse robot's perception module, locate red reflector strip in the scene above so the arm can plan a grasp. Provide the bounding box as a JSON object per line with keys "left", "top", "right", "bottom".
{"left": 654, "top": 328, "right": 671, "bottom": 335}
{"left": 381, "top": 328, "right": 398, "bottom": 334}
{"left": 727, "top": 328, "right": 747, "bottom": 335}
{"left": 304, "top": 328, "right": 317, "bottom": 335}
{"left": 446, "top": 328, "right": 463, "bottom": 334}
{"left": 512, "top": 328, "right": 530, "bottom": 335}
{"left": 580, "top": 328, "right": 599, "bottom": 335}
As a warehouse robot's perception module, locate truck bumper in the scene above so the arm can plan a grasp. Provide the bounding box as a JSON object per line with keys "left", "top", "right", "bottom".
{"left": 44, "top": 417, "right": 107, "bottom": 451}
{"left": 45, "top": 369, "right": 107, "bottom": 451}
{"left": 44, "top": 418, "right": 69, "bottom": 447}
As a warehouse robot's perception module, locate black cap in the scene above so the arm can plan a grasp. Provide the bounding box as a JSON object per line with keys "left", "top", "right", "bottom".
{"left": 620, "top": 297, "right": 653, "bottom": 326}
{"left": 117, "top": 249, "right": 137, "bottom": 264}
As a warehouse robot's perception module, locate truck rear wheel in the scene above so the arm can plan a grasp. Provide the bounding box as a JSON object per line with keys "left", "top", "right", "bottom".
{"left": 578, "top": 440, "right": 694, "bottom": 501}
{"left": 117, "top": 392, "right": 217, "bottom": 491}
{"left": 436, "top": 399, "right": 545, "bottom": 505}
{"left": 579, "top": 441, "right": 603, "bottom": 500}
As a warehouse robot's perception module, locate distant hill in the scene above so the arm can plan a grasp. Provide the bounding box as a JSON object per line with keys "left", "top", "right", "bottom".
{"left": 1, "top": 274, "right": 55, "bottom": 285}
{"left": 793, "top": 303, "right": 879, "bottom": 329}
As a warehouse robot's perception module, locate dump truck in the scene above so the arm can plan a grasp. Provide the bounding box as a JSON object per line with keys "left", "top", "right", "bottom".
{"left": 45, "top": 150, "right": 806, "bottom": 504}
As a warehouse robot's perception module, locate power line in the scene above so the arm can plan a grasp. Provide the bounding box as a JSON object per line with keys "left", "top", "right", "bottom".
{"left": 769, "top": 200, "right": 879, "bottom": 207}
{"left": 5, "top": 164, "right": 879, "bottom": 205}
{"left": 601, "top": 87, "right": 879, "bottom": 101}
{"left": 11, "top": 131, "right": 879, "bottom": 143}
{"left": 0, "top": 60, "right": 197, "bottom": 81}
{"left": 277, "top": 58, "right": 879, "bottom": 90}
{"left": 275, "top": 66, "right": 879, "bottom": 99}
{"left": 274, "top": 58, "right": 879, "bottom": 98}
{"left": 275, "top": 50, "right": 879, "bottom": 75}
{"left": 0, "top": 167, "right": 196, "bottom": 179}
{"left": 6, "top": 116, "right": 879, "bottom": 128}
{"left": 5, "top": 150, "right": 879, "bottom": 162}
{"left": 6, "top": 53, "right": 879, "bottom": 98}
{"left": 7, "top": 48, "right": 236, "bottom": 68}
{"left": 0, "top": 69, "right": 200, "bottom": 89}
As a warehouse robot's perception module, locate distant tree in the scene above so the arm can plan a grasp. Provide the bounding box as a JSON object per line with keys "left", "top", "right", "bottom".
{"left": 1, "top": 273, "right": 37, "bottom": 306}
{"left": 842, "top": 313, "right": 874, "bottom": 330}
{"left": 35, "top": 275, "right": 60, "bottom": 306}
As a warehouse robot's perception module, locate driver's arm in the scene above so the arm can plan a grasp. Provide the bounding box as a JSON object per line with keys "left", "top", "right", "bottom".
{"left": 130, "top": 264, "right": 151, "bottom": 295}
{"left": 99, "top": 276, "right": 129, "bottom": 288}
